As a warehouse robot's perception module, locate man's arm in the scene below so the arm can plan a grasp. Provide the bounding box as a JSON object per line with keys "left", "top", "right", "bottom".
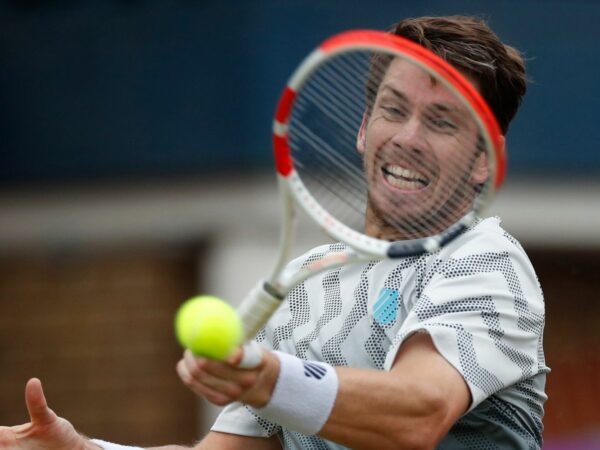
{"left": 0, "top": 378, "right": 280, "bottom": 450}
{"left": 178, "top": 332, "right": 470, "bottom": 450}
{"left": 0, "top": 378, "right": 102, "bottom": 450}
{"left": 319, "top": 332, "right": 469, "bottom": 450}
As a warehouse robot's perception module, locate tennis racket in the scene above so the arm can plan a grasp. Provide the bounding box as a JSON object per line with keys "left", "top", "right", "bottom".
{"left": 236, "top": 29, "right": 504, "bottom": 366}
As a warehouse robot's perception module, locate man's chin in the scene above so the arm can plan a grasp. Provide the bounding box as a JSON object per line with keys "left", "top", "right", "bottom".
{"left": 367, "top": 211, "right": 434, "bottom": 241}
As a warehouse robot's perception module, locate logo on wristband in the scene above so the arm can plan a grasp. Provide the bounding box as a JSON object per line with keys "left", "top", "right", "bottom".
{"left": 303, "top": 361, "right": 327, "bottom": 379}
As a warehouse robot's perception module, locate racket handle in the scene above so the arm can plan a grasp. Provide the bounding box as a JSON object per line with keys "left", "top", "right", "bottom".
{"left": 237, "top": 280, "right": 283, "bottom": 341}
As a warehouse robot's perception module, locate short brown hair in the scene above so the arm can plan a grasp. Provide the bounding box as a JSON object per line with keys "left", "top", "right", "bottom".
{"left": 390, "top": 15, "right": 527, "bottom": 134}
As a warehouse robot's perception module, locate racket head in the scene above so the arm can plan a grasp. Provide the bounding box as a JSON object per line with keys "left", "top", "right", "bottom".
{"left": 273, "top": 30, "right": 505, "bottom": 258}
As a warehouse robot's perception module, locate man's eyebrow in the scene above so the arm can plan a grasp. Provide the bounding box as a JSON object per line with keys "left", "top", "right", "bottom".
{"left": 431, "top": 103, "right": 460, "bottom": 113}
{"left": 378, "top": 84, "right": 469, "bottom": 119}
{"left": 429, "top": 103, "right": 470, "bottom": 122}
{"left": 379, "top": 85, "right": 409, "bottom": 103}
{"left": 379, "top": 85, "right": 461, "bottom": 111}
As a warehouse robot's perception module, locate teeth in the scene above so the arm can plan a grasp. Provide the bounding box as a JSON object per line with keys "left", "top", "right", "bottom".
{"left": 383, "top": 165, "right": 428, "bottom": 189}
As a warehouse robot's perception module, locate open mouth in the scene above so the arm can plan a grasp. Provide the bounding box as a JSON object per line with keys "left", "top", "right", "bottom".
{"left": 382, "top": 164, "right": 430, "bottom": 190}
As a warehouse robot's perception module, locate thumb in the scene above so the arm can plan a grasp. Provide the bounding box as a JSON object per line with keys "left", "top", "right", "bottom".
{"left": 25, "top": 378, "right": 57, "bottom": 426}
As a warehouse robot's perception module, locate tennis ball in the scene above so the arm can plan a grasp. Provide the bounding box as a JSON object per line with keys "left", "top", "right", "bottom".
{"left": 174, "top": 295, "right": 243, "bottom": 360}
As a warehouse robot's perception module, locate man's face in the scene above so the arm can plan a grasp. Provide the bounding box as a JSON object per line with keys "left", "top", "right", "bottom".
{"left": 357, "top": 58, "right": 489, "bottom": 240}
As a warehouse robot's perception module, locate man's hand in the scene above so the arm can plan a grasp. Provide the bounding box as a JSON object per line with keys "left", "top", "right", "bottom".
{"left": 0, "top": 378, "right": 95, "bottom": 450}
{"left": 176, "top": 348, "right": 280, "bottom": 408}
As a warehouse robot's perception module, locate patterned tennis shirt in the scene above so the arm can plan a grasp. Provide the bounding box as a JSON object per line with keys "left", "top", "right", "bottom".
{"left": 212, "top": 216, "right": 549, "bottom": 449}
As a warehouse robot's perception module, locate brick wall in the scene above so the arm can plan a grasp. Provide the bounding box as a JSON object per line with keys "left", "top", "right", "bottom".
{"left": 528, "top": 248, "right": 600, "bottom": 439}
{"left": 0, "top": 247, "right": 201, "bottom": 446}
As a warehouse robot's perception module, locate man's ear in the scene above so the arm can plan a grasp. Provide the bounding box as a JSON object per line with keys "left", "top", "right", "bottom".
{"left": 471, "top": 135, "right": 505, "bottom": 185}
{"left": 356, "top": 113, "right": 368, "bottom": 154}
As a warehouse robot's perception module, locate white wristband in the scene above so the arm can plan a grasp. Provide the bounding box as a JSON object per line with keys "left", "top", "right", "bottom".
{"left": 91, "top": 439, "right": 144, "bottom": 450}
{"left": 252, "top": 351, "right": 339, "bottom": 435}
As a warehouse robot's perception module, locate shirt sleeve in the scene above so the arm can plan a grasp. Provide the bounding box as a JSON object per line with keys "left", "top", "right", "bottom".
{"left": 383, "top": 223, "right": 546, "bottom": 410}
{"left": 211, "top": 401, "right": 281, "bottom": 437}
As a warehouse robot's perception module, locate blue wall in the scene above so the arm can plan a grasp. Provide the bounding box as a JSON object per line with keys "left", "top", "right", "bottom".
{"left": 1, "top": 1, "right": 599, "bottom": 185}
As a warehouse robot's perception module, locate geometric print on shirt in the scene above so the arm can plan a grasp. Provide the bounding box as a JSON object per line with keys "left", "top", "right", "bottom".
{"left": 211, "top": 217, "right": 549, "bottom": 450}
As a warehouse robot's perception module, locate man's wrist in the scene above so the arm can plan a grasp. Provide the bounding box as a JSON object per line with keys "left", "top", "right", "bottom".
{"left": 249, "top": 350, "right": 281, "bottom": 407}
{"left": 251, "top": 351, "right": 339, "bottom": 435}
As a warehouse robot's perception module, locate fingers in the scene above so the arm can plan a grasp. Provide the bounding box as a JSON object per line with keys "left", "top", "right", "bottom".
{"left": 176, "top": 357, "right": 233, "bottom": 405}
{"left": 226, "top": 347, "right": 244, "bottom": 366}
{"left": 25, "top": 378, "right": 57, "bottom": 426}
{"left": 176, "top": 350, "right": 261, "bottom": 406}
{"left": 182, "top": 349, "right": 260, "bottom": 390}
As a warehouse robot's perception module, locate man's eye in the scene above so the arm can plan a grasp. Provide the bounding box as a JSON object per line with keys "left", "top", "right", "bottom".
{"left": 428, "top": 116, "right": 457, "bottom": 132}
{"left": 382, "top": 105, "right": 407, "bottom": 118}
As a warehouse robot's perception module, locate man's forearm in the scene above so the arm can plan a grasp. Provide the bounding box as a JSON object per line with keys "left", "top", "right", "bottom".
{"left": 316, "top": 333, "right": 470, "bottom": 450}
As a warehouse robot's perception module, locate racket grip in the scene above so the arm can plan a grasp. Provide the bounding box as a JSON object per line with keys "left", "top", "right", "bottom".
{"left": 236, "top": 280, "right": 283, "bottom": 341}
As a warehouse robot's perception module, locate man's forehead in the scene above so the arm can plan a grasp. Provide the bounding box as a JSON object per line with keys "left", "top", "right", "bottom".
{"left": 382, "top": 58, "right": 448, "bottom": 93}
{"left": 379, "top": 57, "right": 472, "bottom": 110}
{"left": 381, "top": 57, "right": 480, "bottom": 96}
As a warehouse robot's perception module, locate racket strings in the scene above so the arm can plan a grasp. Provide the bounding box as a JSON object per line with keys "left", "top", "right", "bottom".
{"left": 290, "top": 110, "right": 365, "bottom": 193}
{"left": 290, "top": 123, "right": 366, "bottom": 206}
{"left": 303, "top": 69, "right": 367, "bottom": 128}
{"left": 290, "top": 53, "right": 373, "bottom": 229}
{"left": 288, "top": 48, "right": 491, "bottom": 241}
{"left": 291, "top": 99, "right": 364, "bottom": 187}
{"left": 374, "top": 149, "right": 482, "bottom": 238}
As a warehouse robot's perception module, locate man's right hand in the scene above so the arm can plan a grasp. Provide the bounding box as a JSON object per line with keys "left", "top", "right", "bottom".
{"left": 0, "top": 378, "right": 97, "bottom": 450}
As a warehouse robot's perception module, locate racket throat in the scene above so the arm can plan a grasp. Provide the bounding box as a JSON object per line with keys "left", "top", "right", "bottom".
{"left": 263, "top": 280, "right": 287, "bottom": 300}
{"left": 237, "top": 280, "right": 285, "bottom": 340}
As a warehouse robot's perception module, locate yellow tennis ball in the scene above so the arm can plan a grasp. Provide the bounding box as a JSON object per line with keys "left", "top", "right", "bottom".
{"left": 174, "top": 295, "right": 243, "bottom": 360}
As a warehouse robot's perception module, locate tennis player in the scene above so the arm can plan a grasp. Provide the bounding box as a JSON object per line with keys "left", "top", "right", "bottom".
{"left": 0, "top": 15, "right": 548, "bottom": 450}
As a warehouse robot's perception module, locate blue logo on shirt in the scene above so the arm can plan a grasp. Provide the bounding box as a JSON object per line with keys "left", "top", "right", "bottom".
{"left": 373, "top": 288, "right": 399, "bottom": 326}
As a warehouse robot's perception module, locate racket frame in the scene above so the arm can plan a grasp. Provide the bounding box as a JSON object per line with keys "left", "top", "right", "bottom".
{"left": 273, "top": 30, "right": 503, "bottom": 260}
{"left": 237, "top": 29, "right": 505, "bottom": 347}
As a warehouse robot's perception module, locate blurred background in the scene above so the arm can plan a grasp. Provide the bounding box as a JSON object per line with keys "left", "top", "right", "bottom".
{"left": 0, "top": 0, "right": 599, "bottom": 448}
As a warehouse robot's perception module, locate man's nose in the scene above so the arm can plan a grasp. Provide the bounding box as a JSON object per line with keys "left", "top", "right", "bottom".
{"left": 390, "top": 116, "right": 427, "bottom": 152}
